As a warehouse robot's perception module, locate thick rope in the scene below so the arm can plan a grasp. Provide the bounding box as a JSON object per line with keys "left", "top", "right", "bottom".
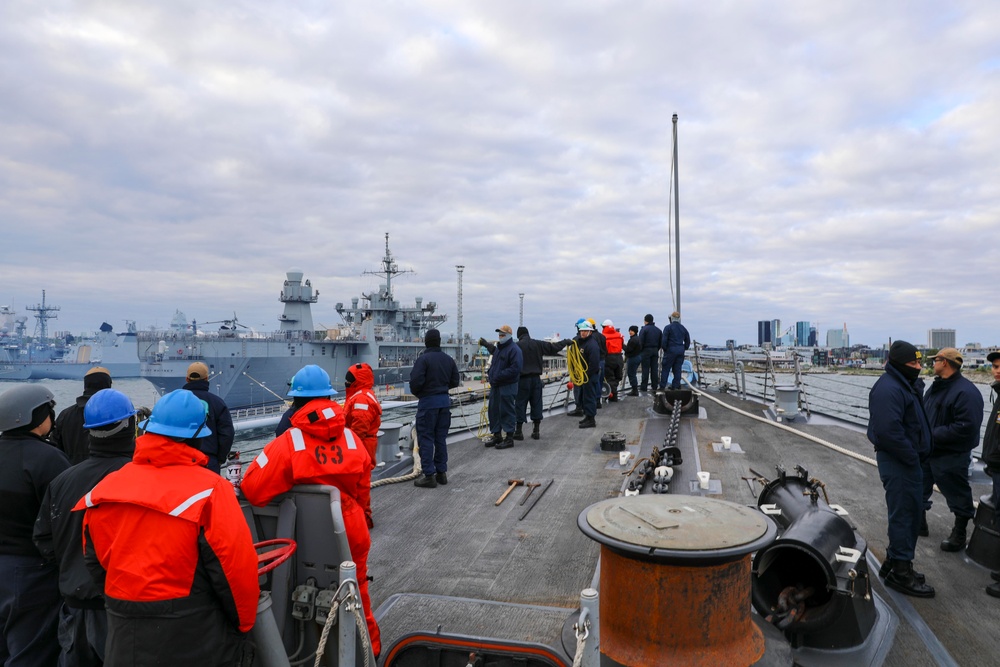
{"left": 370, "top": 427, "right": 422, "bottom": 487}
{"left": 566, "top": 340, "right": 588, "bottom": 386}
{"left": 313, "top": 580, "right": 373, "bottom": 667}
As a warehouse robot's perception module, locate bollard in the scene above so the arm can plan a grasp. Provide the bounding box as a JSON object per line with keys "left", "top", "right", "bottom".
{"left": 579, "top": 587, "right": 600, "bottom": 667}
{"left": 579, "top": 495, "right": 776, "bottom": 666}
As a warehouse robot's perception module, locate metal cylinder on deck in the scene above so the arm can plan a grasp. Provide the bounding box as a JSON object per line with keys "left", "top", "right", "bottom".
{"left": 377, "top": 421, "right": 404, "bottom": 464}
{"left": 967, "top": 494, "right": 1000, "bottom": 570}
{"left": 773, "top": 386, "right": 799, "bottom": 419}
{"left": 578, "top": 495, "right": 777, "bottom": 667}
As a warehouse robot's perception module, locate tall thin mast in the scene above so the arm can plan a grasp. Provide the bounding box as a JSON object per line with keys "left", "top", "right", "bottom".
{"left": 672, "top": 114, "right": 680, "bottom": 314}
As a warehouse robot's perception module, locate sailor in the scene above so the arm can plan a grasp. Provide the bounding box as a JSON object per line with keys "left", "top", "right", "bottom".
{"left": 514, "top": 327, "right": 572, "bottom": 440}
{"left": 0, "top": 384, "right": 69, "bottom": 667}
{"left": 601, "top": 320, "right": 624, "bottom": 402}
{"left": 922, "top": 347, "right": 983, "bottom": 552}
{"left": 588, "top": 318, "right": 607, "bottom": 408}
{"left": 571, "top": 319, "right": 602, "bottom": 429}
{"left": 182, "top": 362, "right": 235, "bottom": 474}
{"left": 275, "top": 365, "right": 339, "bottom": 437}
{"left": 409, "top": 328, "right": 460, "bottom": 487}
{"left": 867, "top": 340, "right": 935, "bottom": 597}
{"left": 344, "top": 362, "right": 382, "bottom": 527}
{"left": 624, "top": 325, "right": 642, "bottom": 396}
{"left": 658, "top": 311, "right": 691, "bottom": 391}
{"left": 34, "top": 388, "right": 137, "bottom": 667}
{"left": 240, "top": 391, "right": 381, "bottom": 656}
{"left": 981, "top": 351, "right": 1000, "bottom": 598}
{"left": 479, "top": 325, "right": 524, "bottom": 449}
{"left": 638, "top": 314, "right": 662, "bottom": 392}
{"left": 50, "top": 366, "right": 112, "bottom": 465}
{"left": 76, "top": 389, "right": 259, "bottom": 665}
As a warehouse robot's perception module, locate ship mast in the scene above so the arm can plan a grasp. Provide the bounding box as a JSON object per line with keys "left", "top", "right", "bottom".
{"left": 672, "top": 114, "right": 681, "bottom": 314}
{"left": 363, "top": 232, "right": 413, "bottom": 301}
{"left": 26, "top": 290, "right": 59, "bottom": 340}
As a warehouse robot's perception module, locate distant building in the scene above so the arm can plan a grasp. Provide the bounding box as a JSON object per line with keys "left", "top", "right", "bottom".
{"left": 827, "top": 324, "right": 850, "bottom": 350}
{"left": 928, "top": 329, "right": 956, "bottom": 349}
{"left": 795, "top": 321, "right": 811, "bottom": 347}
{"left": 757, "top": 320, "right": 772, "bottom": 347}
{"left": 808, "top": 327, "right": 818, "bottom": 347}
{"left": 726, "top": 339, "right": 736, "bottom": 350}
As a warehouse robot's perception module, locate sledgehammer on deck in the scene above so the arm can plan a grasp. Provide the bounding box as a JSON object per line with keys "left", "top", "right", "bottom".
{"left": 495, "top": 479, "right": 525, "bottom": 506}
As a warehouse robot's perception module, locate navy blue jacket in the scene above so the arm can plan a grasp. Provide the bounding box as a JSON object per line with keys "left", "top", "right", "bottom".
{"left": 661, "top": 321, "right": 691, "bottom": 354}
{"left": 867, "top": 364, "right": 932, "bottom": 467}
{"left": 517, "top": 335, "right": 568, "bottom": 376}
{"left": 410, "top": 347, "right": 460, "bottom": 409}
{"left": 574, "top": 334, "right": 602, "bottom": 385}
{"left": 0, "top": 433, "right": 69, "bottom": 557}
{"left": 923, "top": 372, "right": 984, "bottom": 456}
{"left": 624, "top": 335, "right": 642, "bottom": 359}
{"left": 484, "top": 337, "right": 523, "bottom": 388}
{"left": 182, "top": 379, "right": 235, "bottom": 473}
{"left": 982, "top": 382, "right": 1000, "bottom": 471}
{"left": 639, "top": 322, "right": 662, "bottom": 350}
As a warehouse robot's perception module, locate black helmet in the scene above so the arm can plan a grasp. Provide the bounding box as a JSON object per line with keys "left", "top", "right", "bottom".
{"left": 0, "top": 385, "right": 56, "bottom": 433}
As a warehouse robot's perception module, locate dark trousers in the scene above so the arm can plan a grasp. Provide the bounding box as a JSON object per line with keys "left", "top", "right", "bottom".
{"left": 581, "top": 380, "right": 600, "bottom": 418}
{"left": 659, "top": 352, "right": 685, "bottom": 389}
{"left": 516, "top": 375, "right": 543, "bottom": 423}
{"left": 488, "top": 383, "right": 518, "bottom": 434}
{"left": 876, "top": 451, "right": 924, "bottom": 562}
{"left": 57, "top": 604, "right": 106, "bottom": 667}
{"left": 639, "top": 348, "right": 659, "bottom": 391}
{"left": 0, "top": 555, "right": 61, "bottom": 667}
{"left": 604, "top": 356, "right": 623, "bottom": 396}
{"left": 921, "top": 451, "right": 975, "bottom": 519}
{"left": 415, "top": 407, "right": 451, "bottom": 476}
{"left": 626, "top": 357, "right": 641, "bottom": 392}
{"left": 992, "top": 470, "right": 1000, "bottom": 520}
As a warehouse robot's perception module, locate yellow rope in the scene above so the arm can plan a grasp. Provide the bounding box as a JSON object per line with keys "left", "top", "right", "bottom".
{"left": 566, "top": 339, "right": 589, "bottom": 386}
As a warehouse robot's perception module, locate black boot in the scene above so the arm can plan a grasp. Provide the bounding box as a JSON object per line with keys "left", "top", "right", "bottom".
{"left": 940, "top": 516, "right": 969, "bottom": 552}
{"left": 513, "top": 423, "right": 524, "bottom": 441}
{"left": 436, "top": 472, "right": 448, "bottom": 485}
{"left": 494, "top": 433, "right": 514, "bottom": 449}
{"left": 484, "top": 433, "right": 501, "bottom": 447}
{"left": 578, "top": 415, "right": 596, "bottom": 429}
{"left": 885, "top": 560, "right": 935, "bottom": 598}
{"left": 627, "top": 389, "right": 639, "bottom": 397}
{"left": 531, "top": 421, "right": 540, "bottom": 440}
{"left": 878, "top": 558, "right": 926, "bottom": 583}
{"left": 414, "top": 475, "right": 438, "bottom": 488}
{"left": 567, "top": 408, "right": 584, "bottom": 417}
{"left": 919, "top": 512, "right": 929, "bottom": 537}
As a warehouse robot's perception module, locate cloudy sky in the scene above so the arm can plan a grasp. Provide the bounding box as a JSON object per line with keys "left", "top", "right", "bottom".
{"left": 3, "top": 1, "right": 999, "bottom": 349}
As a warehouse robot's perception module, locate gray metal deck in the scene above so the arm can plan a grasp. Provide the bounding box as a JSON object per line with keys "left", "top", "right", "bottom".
{"left": 367, "top": 389, "right": 995, "bottom": 666}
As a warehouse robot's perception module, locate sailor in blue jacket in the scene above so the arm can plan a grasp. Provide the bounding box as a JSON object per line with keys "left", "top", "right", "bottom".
{"left": 658, "top": 311, "right": 691, "bottom": 390}
{"left": 867, "top": 340, "right": 935, "bottom": 598}
{"left": 182, "top": 361, "right": 235, "bottom": 473}
{"left": 638, "top": 314, "right": 662, "bottom": 392}
{"left": 409, "top": 328, "right": 460, "bottom": 488}
{"left": 922, "top": 347, "right": 984, "bottom": 552}
{"left": 479, "top": 325, "right": 523, "bottom": 449}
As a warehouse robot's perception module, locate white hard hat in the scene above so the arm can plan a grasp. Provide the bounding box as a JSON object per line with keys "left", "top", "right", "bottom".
{"left": 602, "top": 319, "right": 613, "bottom": 328}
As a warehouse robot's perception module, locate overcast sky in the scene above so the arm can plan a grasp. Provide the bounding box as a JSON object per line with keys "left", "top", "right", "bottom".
{"left": 3, "top": 1, "right": 999, "bottom": 349}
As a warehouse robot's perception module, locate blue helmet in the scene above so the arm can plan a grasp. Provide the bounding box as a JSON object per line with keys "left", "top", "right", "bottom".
{"left": 287, "top": 365, "right": 336, "bottom": 397}
{"left": 140, "top": 389, "right": 212, "bottom": 439}
{"left": 83, "top": 389, "right": 137, "bottom": 429}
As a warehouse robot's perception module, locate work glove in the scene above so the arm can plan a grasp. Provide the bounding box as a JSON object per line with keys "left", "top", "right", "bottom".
{"left": 478, "top": 337, "right": 488, "bottom": 348}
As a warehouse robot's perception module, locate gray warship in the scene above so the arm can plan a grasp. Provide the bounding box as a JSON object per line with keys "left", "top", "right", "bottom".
{"left": 139, "top": 235, "right": 472, "bottom": 409}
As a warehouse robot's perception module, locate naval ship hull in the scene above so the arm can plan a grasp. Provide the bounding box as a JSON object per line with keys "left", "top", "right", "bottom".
{"left": 140, "top": 336, "right": 465, "bottom": 409}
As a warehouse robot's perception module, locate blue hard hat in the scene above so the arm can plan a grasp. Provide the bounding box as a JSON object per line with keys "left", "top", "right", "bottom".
{"left": 140, "top": 389, "right": 212, "bottom": 439}
{"left": 83, "top": 389, "right": 137, "bottom": 429}
{"left": 287, "top": 365, "right": 337, "bottom": 397}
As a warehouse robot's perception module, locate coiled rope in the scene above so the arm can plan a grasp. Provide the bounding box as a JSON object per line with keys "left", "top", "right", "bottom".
{"left": 566, "top": 340, "right": 589, "bottom": 386}
{"left": 370, "top": 426, "right": 422, "bottom": 487}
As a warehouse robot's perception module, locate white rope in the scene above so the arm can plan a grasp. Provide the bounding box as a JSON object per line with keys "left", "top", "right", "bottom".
{"left": 314, "top": 580, "right": 373, "bottom": 667}
{"left": 370, "top": 426, "right": 422, "bottom": 487}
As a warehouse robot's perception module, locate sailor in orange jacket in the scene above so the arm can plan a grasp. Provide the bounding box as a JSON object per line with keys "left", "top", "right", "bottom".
{"left": 343, "top": 362, "right": 382, "bottom": 527}
{"left": 602, "top": 320, "right": 625, "bottom": 402}
{"left": 76, "top": 389, "right": 259, "bottom": 666}
{"left": 240, "top": 384, "right": 380, "bottom": 656}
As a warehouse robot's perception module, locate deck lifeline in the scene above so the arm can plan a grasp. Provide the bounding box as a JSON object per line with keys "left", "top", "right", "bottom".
{"left": 368, "top": 389, "right": 992, "bottom": 666}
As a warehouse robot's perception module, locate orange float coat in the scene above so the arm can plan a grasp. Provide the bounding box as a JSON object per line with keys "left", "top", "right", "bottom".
{"left": 76, "top": 433, "right": 260, "bottom": 664}
{"left": 603, "top": 326, "right": 624, "bottom": 355}
{"left": 240, "top": 398, "right": 380, "bottom": 656}
{"left": 344, "top": 362, "right": 382, "bottom": 527}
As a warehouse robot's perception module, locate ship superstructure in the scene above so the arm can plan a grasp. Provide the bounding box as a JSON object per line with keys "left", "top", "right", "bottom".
{"left": 139, "top": 236, "right": 470, "bottom": 409}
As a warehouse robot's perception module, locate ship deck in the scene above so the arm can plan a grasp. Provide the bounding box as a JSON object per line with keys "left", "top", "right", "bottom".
{"left": 368, "top": 388, "right": 993, "bottom": 666}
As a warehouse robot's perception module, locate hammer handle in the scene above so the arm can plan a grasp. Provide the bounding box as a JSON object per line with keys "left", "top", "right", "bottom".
{"left": 495, "top": 482, "right": 519, "bottom": 506}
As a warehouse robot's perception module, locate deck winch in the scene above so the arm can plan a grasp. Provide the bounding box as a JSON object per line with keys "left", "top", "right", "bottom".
{"left": 750, "top": 465, "right": 877, "bottom": 650}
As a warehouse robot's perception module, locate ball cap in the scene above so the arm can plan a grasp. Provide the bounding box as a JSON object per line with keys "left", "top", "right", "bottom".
{"left": 987, "top": 351, "right": 1000, "bottom": 363}
{"left": 495, "top": 324, "right": 513, "bottom": 335}
{"left": 186, "top": 361, "right": 210, "bottom": 381}
{"left": 932, "top": 347, "right": 963, "bottom": 366}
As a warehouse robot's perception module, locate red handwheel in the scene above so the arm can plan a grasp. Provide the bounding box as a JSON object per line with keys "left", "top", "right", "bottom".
{"left": 255, "top": 538, "right": 297, "bottom": 576}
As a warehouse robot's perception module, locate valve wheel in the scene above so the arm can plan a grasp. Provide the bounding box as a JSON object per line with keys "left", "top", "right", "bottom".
{"left": 255, "top": 538, "right": 297, "bottom": 576}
